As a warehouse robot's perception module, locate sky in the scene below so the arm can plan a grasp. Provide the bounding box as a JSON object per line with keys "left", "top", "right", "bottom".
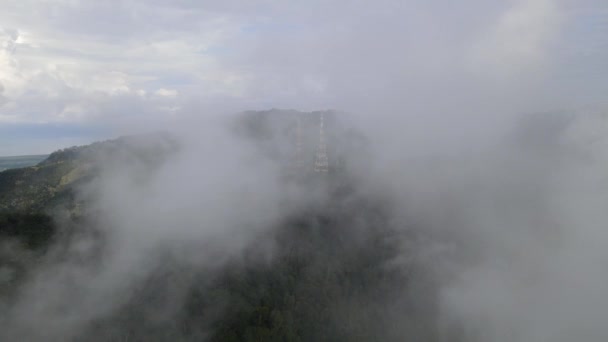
{"left": 0, "top": 0, "right": 607, "bottom": 155}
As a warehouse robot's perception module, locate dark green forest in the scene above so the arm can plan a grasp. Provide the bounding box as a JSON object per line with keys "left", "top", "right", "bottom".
{"left": 70, "top": 187, "right": 442, "bottom": 341}
{"left": 0, "top": 113, "right": 450, "bottom": 341}
{"left": 0, "top": 183, "right": 443, "bottom": 341}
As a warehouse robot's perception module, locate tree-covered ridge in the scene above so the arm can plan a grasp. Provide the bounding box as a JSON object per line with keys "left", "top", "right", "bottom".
{"left": 0, "top": 160, "right": 78, "bottom": 213}
{"left": 232, "top": 109, "right": 370, "bottom": 176}
{"left": 0, "top": 111, "right": 447, "bottom": 341}
{"left": 0, "top": 132, "right": 181, "bottom": 306}
{"left": 0, "top": 131, "right": 178, "bottom": 214}
{"left": 76, "top": 184, "right": 439, "bottom": 342}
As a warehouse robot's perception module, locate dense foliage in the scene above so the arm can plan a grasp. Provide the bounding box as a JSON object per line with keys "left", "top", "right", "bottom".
{"left": 0, "top": 212, "right": 56, "bottom": 250}
{"left": 72, "top": 184, "right": 442, "bottom": 341}
{"left": 0, "top": 118, "right": 445, "bottom": 341}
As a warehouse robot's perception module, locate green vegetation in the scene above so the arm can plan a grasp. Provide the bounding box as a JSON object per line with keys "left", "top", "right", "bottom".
{"left": 0, "top": 121, "right": 444, "bottom": 341}
{"left": 0, "top": 158, "right": 80, "bottom": 213}
{"left": 0, "top": 212, "right": 56, "bottom": 250}
{"left": 79, "top": 188, "right": 440, "bottom": 342}
{"left": 200, "top": 207, "right": 410, "bottom": 342}
{"left": 0, "top": 131, "right": 178, "bottom": 214}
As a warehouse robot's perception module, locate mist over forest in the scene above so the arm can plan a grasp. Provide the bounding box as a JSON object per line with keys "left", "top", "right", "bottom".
{"left": 1, "top": 108, "right": 608, "bottom": 341}
{"left": 1, "top": 0, "right": 608, "bottom": 341}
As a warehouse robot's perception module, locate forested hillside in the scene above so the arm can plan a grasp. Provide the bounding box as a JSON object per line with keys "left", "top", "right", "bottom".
{"left": 0, "top": 111, "right": 446, "bottom": 341}
{"left": 75, "top": 184, "right": 440, "bottom": 341}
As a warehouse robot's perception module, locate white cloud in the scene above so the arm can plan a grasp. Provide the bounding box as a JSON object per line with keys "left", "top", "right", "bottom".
{"left": 0, "top": 80, "right": 6, "bottom": 105}
{"left": 155, "top": 88, "right": 178, "bottom": 97}
{"left": 0, "top": 28, "right": 26, "bottom": 98}
{"left": 0, "top": 1, "right": 248, "bottom": 125}
{"left": 469, "top": 0, "right": 563, "bottom": 75}
{"left": 0, "top": 0, "right": 605, "bottom": 136}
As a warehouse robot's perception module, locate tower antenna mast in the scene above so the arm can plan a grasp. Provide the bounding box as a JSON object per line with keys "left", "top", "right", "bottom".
{"left": 314, "top": 113, "right": 329, "bottom": 172}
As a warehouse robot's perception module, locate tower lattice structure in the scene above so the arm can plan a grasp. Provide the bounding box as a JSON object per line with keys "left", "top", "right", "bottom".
{"left": 314, "top": 113, "right": 329, "bottom": 172}
{"left": 294, "top": 115, "right": 304, "bottom": 171}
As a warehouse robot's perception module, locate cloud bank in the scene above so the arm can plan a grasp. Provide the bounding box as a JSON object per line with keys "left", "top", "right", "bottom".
{"left": 0, "top": 0, "right": 607, "bottom": 154}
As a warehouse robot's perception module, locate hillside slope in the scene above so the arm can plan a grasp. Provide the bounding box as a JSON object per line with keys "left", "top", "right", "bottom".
{"left": 0, "top": 132, "right": 178, "bottom": 214}
{"left": 0, "top": 111, "right": 444, "bottom": 341}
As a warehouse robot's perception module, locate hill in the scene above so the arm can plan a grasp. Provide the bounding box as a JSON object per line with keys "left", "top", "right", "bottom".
{"left": 0, "top": 111, "right": 444, "bottom": 341}
{"left": 0, "top": 132, "right": 178, "bottom": 214}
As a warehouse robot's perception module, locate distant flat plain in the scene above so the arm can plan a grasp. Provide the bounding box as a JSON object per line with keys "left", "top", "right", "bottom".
{"left": 0, "top": 155, "right": 48, "bottom": 172}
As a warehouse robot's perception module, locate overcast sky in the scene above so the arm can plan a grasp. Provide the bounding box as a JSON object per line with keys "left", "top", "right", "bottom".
{"left": 0, "top": 0, "right": 607, "bottom": 155}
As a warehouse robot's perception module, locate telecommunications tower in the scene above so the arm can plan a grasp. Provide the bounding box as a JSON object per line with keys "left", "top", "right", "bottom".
{"left": 314, "top": 113, "right": 329, "bottom": 172}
